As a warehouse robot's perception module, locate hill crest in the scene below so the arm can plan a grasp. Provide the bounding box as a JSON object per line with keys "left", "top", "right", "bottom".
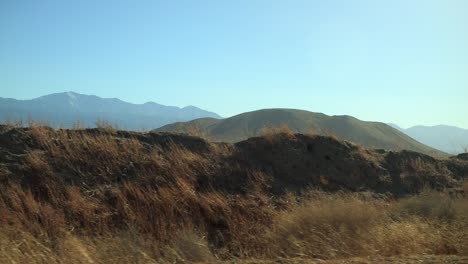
{"left": 157, "top": 108, "right": 445, "bottom": 156}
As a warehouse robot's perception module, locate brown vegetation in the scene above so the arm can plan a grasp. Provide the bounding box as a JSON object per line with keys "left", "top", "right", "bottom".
{"left": 0, "top": 124, "right": 467, "bottom": 263}
{"left": 259, "top": 124, "right": 295, "bottom": 143}
{"left": 0, "top": 191, "right": 467, "bottom": 263}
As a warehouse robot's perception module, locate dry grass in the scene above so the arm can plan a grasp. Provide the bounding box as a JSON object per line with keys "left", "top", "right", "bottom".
{"left": 186, "top": 126, "right": 212, "bottom": 141}
{"left": 259, "top": 124, "right": 295, "bottom": 143}
{"left": 260, "top": 192, "right": 468, "bottom": 259}
{"left": 0, "top": 126, "right": 274, "bottom": 261}
{"left": 1, "top": 190, "right": 467, "bottom": 263}
{"left": 1, "top": 125, "right": 467, "bottom": 262}
{"left": 0, "top": 193, "right": 468, "bottom": 263}
{"left": 393, "top": 190, "right": 468, "bottom": 221}
{"left": 262, "top": 193, "right": 388, "bottom": 258}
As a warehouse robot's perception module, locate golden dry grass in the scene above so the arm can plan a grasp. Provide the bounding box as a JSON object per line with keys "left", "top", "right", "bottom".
{"left": 1, "top": 190, "right": 467, "bottom": 263}
{"left": 0, "top": 125, "right": 467, "bottom": 263}
{"left": 259, "top": 124, "right": 295, "bottom": 143}
{"left": 261, "top": 192, "right": 468, "bottom": 259}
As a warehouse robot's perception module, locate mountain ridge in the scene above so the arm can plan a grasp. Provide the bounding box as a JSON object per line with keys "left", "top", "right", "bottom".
{"left": 0, "top": 92, "right": 221, "bottom": 130}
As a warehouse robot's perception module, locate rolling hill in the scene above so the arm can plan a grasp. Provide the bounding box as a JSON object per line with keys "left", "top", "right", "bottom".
{"left": 156, "top": 108, "right": 445, "bottom": 156}
{"left": 0, "top": 92, "right": 221, "bottom": 130}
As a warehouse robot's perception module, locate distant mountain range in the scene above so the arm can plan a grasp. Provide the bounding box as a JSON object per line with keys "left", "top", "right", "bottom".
{"left": 389, "top": 124, "right": 468, "bottom": 154}
{"left": 0, "top": 92, "right": 221, "bottom": 130}
{"left": 156, "top": 108, "right": 445, "bottom": 156}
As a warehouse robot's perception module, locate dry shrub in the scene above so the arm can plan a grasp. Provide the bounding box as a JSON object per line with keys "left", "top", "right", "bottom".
{"left": 25, "top": 150, "right": 52, "bottom": 175}
{"left": 95, "top": 119, "right": 117, "bottom": 131}
{"left": 208, "top": 142, "right": 234, "bottom": 158}
{"left": 370, "top": 218, "right": 451, "bottom": 256}
{"left": 322, "top": 128, "right": 339, "bottom": 141}
{"left": 3, "top": 117, "right": 25, "bottom": 128}
{"left": 393, "top": 190, "right": 462, "bottom": 221}
{"left": 263, "top": 193, "right": 387, "bottom": 259}
{"left": 186, "top": 126, "right": 211, "bottom": 141}
{"left": 27, "top": 116, "right": 52, "bottom": 128}
{"left": 261, "top": 192, "right": 468, "bottom": 259}
{"left": 29, "top": 126, "right": 54, "bottom": 148}
{"left": 259, "top": 124, "right": 295, "bottom": 142}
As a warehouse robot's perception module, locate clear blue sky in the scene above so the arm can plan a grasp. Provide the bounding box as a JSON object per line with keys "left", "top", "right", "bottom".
{"left": 1, "top": 0, "right": 467, "bottom": 128}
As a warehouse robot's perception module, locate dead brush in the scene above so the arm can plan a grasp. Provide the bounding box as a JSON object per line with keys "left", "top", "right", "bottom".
{"left": 259, "top": 124, "right": 295, "bottom": 143}
{"left": 261, "top": 193, "right": 389, "bottom": 259}
{"left": 322, "top": 128, "right": 339, "bottom": 141}
{"left": 401, "top": 157, "right": 438, "bottom": 175}
{"left": 186, "top": 126, "right": 211, "bottom": 141}
{"left": 24, "top": 150, "right": 53, "bottom": 175}
{"left": 29, "top": 128, "right": 148, "bottom": 182}
{"left": 95, "top": 119, "right": 118, "bottom": 132}
{"left": 393, "top": 189, "right": 468, "bottom": 222}
{"left": 259, "top": 191, "right": 468, "bottom": 259}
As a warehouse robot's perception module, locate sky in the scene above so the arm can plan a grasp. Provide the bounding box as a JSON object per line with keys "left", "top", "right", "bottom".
{"left": 1, "top": 0, "right": 467, "bottom": 128}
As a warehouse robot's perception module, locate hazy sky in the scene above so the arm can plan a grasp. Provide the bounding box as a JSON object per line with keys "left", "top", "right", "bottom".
{"left": 1, "top": 0, "right": 467, "bottom": 128}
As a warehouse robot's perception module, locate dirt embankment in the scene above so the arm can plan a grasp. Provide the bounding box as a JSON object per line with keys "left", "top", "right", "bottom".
{"left": 0, "top": 125, "right": 468, "bottom": 262}
{"left": 0, "top": 125, "right": 467, "bottom": 197}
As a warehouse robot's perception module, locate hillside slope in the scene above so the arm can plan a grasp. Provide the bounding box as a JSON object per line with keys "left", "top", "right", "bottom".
{"left": 0, "top": 92, "right": 221, "bottom": 130}
{"left": 157, "top": 109, "right": 445, "bottom": 156}
{"left": 0, "top": 125, "right": 467, "bottom": 262}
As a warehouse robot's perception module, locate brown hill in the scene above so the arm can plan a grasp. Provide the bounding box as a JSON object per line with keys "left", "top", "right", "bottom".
{"left": 156, "top": 108, "right": 445, "bottom": 156}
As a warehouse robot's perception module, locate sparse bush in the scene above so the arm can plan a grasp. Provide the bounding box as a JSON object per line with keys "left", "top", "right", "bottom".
{"left": 95, "top": 119, "right": 117, "bottom": 131}
{"left": 393, "top": 190, "right": 458, "bottom": 221}
{"left": 322, "top": 128, "right": 339, "bottom": 141}
{"left": 186, "top": 126, "right": 211, "bottom": 141}
{"left": 263, "top": 193, "right": 388, "bottom": 258}
{"left": 259, "top": 124, "right": 295, "bottom": 142}
{"left": 261, "top": 192, "right": 468, "bottom": 259}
